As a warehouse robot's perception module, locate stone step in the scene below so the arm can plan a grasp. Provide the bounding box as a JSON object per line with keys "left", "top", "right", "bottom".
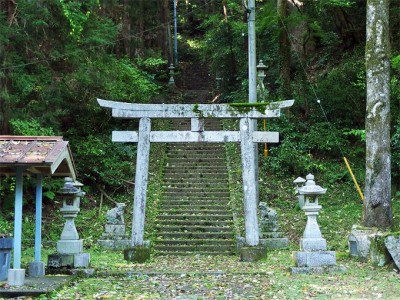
{"left": 155, "top": 238, "right": 234, "bottom": 245}
{"left": 156, "top": 226, "right": 232, "bottom": 233}
{"left": 156, "top": 219, "right": 233, "bottom": 226}
{"left": 163, "top": 191, "right": 230, "bottom": 197}
{"left": 157, "top": 214, "right": 232, "bottom": 221}
{"left": 167, "top": 152, "right": 225, "bottom": 158}
{"left": 154, "top": 244, "right": 235, "bottom": 253}
{"left": 166, "top": 158, "right": 226, "bottom": 163}
{"left": 163, "top": 172, "right": 228, "bottom": 178}
{"left": 163, "top": 187, "right": 229, "bottom": 193}
{"left": 161, "top": 199, "right": 229, "bottom": 206}
{"left": 162, "top": 196, "right": 230, "bottom": 202}
{"left": 159, "top": 209, "right": 231, "bottom": 215}
{"left": 168, "top": 145, "right": 223, "bottom": 151}
{"left": 160, "top": 204, "right": 228, "bottom": 210}
{"left": 163, "top": 179, "right": 228, "bottom": 185}
{"left": 165, "top": 164, "right": 227, "bottom": 169}
{"left": 157, "top": 232, "right": 234, "bottom": 239}
{"left": 155, "top": 250, "right": 234, "bottom": 256}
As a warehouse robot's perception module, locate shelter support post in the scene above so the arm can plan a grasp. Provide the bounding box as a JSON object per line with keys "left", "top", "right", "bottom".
{"left": 8, "top": 166, "right": 26, "bottom": 286}
{"left": 131, "top": 117, "right": 151, "bottom": 246}
{"left": 34, "top": 174, "right": 43, "bottom": 262}
{"left": 13, "top": 167, "right": 23, "bottom": 269}
{"left": 240, "top": 117, "right": 260, "bottom": 246}
{"left": 29, "top": 174, "right": 45, "bottom": 277}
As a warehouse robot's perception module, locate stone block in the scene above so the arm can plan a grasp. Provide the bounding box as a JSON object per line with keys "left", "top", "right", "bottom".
{"left": 114, "top": 240, "right": 131, "bottom": 250}
{"left": 0, "top": 244, "right": 12, "bottom": 281}
{"left": 300, "top": 238, "right": 327, "bottom": 251}
{"left": 385, "top": 235, "right": 400, "bottom": 270}
{"left": 260, "top": 232, "right": 285, "bottom": 239}
{"left": 105, "top": 224, "right": 126, "bottom": 236}
{"left": 124, "top": 246, "right": 151, "bottom": 263}
{"left": 348, "top": 224, "right": 379, "bottom": 259}
{"left": 74, "top": 253, "right": 91, "bottom": 268}
{"left": 29, "top": 261, "right": 45, "bottom": 277}
{"left": 294, "top": 251, "right": 336, "bottom": 267}
{"left": 239, "top": 246, "right": 267, "bottom": 262}
{"left": 290, "top": 265, "right": 346, "bottom": 275}
{"left": 57, "top": 239, "right": 83, "bottom": 254}
{"left": 7, "top": 269, "right": 25, "bottom": 286}
{"left": 48, "top": 253, "right": 74, "bottom": 268}
{"left": 98, "top": 240, "right": 115, "bottom": 249}
{"left": 369, "top": 235, "right": 391, "bottom": 267}
{"left": 260, "top": 238, "right": 289, "bottom": 250}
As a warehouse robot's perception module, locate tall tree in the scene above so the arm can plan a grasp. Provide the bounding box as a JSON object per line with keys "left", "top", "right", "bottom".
{"left": 277, "top": 0, "right": 292, "bottom": 98}
{"left": 363, "top": 0, "right": 392, "bottom": 228}
{"left": 0, "top": 0, "right": 16, "bottom": 134}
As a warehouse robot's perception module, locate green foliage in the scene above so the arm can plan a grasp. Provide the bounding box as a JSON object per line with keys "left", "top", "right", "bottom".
{"left": 10, "top": 119, "right": 55, "bottom": 136}
{"left": 60, "top": 0, "right": 98, "bottom": 40}
{"left": 72, "top": 135, "right": 136, "bottom": 188}
{"left": 200, "top": 12, "right": 247, "bottom": 96}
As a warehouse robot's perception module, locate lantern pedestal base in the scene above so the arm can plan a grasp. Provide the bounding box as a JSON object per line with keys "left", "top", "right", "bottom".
{"left": 29, "top": 261, "right": 45, "bottom": 277}
{"left": 57, "top": 240, "right": 83, "bottom": 254}
{"left": 239, "top": 245, "right": 267, "bottom": 262}
{"left": 300, "top": 238, "right": 327, "bottom": 251}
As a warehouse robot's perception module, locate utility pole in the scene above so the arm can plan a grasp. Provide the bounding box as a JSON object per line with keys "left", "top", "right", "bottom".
{"left": 248, "top": 0, "right": 257, "bottom": 104}
{"left": 173, "top": 0, "right": 178, "bottom": 66}
{"left": 244, "top": 0, "right": 260, "bottom": 246}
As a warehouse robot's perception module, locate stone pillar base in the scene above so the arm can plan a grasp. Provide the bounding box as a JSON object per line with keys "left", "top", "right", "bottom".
{"left": 48, "top": 253, "right": 90, "bottom": 269}
{"left": 98, "top": 239, "right": 131, "bottom": 250}
{"left": 290, "top": 265, "right": 346, "bottom": 274}
{"left": 57, "top": 239, "right": 83, "bottom": 254}
{"left": 7, "top": 269, "right": 25, "bottom": 286}
{"left": 300, "top": 238, "right": 327, "bottom": 251}
{"left": 29, "top": 261, "right": 45, "bottom": 277}
{"left": 124, "top": 245, "right": 151, "bottom": 263}
{"left": 239, "top": 246, "right": 267, "bottom": 262}
{"left": 260, "top": 238, "right": 289, "bottom": 250}
{"left": 293, "top": 250, "right": 336, "bottom": 267}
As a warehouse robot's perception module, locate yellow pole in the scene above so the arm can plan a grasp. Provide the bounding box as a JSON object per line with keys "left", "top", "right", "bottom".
{"left": 343, "top": 157, "right": 364, "bottom": 201}
{"left": 263, "top": 119, "right": 268, "bottom": 157}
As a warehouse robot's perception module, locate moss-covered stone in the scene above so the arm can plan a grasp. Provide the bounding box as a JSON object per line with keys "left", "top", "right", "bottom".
{"left": 229, "top": 102, "right": 270, "bottom": 114}
{"left": 124, "top": 246, "right": 151, "bottom": 263}
{"left": 369, "top": 235, "right": 392, "bottom": 267}
{"left": 239, "top": 246, "right": 267, "bottom": 262}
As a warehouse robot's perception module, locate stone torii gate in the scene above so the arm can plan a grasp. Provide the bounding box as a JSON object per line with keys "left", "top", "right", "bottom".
{"left": 98, "top": 99, "right": 294, "bottom": 252}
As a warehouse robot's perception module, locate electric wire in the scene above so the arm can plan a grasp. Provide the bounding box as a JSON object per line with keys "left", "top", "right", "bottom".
{"left": 278, "top": 14, "right": 364, "bottom": 200}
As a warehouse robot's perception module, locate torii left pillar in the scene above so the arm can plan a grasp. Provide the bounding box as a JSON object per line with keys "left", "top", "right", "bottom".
{"left": 123, "top": 117, "right": 152, "bottom": 262}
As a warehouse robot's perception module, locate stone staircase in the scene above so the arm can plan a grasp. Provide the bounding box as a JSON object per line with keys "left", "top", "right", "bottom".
{"left": 154, "top": 119, "right": 236, "bottom": 255}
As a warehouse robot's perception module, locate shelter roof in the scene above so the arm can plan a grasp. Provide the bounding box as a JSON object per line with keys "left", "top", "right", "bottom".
{"left": 0, "top": 136, "right": 76, "bottom": 179}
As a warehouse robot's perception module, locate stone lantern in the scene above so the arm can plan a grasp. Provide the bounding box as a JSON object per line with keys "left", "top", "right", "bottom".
{"left": 48, "top": 177, "right": 90, "bottom": 271}
{"left": 298, "top": 174, "right": 327, "bottom": 251}
{"left": 291, "top": 174, "right": 342, "bottom": 274}
{"left": 256, "top": 60, "right": 267, "bottom": 95}
{"left": 57, "top": 177, "right": 84, "bottom": 253}
{"left": 168, "top": 64, "right": 176, "bottom": 86}
{"left": 293, "top": 176, "right": 306, "bottom": 208}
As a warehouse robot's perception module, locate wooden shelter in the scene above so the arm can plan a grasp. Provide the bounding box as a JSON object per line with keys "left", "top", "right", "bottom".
{"left": 0, "top": 136, "right": 76, "bottom": 281}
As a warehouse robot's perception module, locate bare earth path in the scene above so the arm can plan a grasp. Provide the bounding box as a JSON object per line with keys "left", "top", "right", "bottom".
{"left": 44, "top": 251, "right": 400, "bottom": 299}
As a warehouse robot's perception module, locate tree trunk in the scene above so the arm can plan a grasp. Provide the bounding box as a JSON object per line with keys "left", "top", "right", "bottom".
{"left": 159, "top": 0, "right": 172, "bottom": 63}
{"left": 277, "top": 0, "right": 292, "bottom": 98}
{"left": 363, "top": 0, "right": 392, "bottom": 229}
{"left": 0, "top": 0, "right": 15, "bottom": 134}
{"left": 122, "top": 0, "right": 131, "bottom": 57}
